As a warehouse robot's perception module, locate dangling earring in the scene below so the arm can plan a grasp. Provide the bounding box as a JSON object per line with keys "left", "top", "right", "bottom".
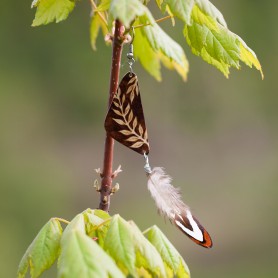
{"left": 105, "top": 29, "right": 212, "bottom": 248}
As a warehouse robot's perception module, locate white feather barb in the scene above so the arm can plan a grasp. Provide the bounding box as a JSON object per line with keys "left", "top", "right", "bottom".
{"left": 147, "top": 167, "right": 188, "bottom": 220}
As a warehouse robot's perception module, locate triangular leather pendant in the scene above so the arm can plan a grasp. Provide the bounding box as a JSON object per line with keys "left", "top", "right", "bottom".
{"left": 105, "top": 72, "right": 150, "bottom": 155}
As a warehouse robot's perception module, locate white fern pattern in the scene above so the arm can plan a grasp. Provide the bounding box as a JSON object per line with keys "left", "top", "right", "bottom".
{"left": 111, "top": 76, "right": 149, "bottom": 149}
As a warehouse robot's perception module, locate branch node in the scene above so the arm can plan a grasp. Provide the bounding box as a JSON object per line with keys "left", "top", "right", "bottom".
{"left": 111, "top": 183, "right": 120, "bottom": 195}
{"left": 95, "top": 168, "right": 104, "bottom": 178}
{"left": 93, "top": 179, "right": 101, "bottom": 192}
{"left": 112, "top": 165, "right": 122, "bottom": 178}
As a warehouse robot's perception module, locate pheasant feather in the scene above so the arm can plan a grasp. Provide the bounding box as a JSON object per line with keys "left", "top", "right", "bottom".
{"left": 146, "top": 167, "right": 213, "bottom": 248}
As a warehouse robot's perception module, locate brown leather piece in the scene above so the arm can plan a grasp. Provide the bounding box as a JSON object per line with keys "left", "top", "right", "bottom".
{"left": 105, "top": 72, "right": 150, "bottom": 155}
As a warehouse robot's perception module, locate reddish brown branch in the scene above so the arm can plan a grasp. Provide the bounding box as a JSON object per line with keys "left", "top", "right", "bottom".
{"left": 99, "top": 20, "right": 124, "bottom": 212}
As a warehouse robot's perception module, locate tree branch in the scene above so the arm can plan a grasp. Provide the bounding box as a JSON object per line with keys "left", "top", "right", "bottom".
{"left": 99, "top": 20, "right": 124, "bottom": 212}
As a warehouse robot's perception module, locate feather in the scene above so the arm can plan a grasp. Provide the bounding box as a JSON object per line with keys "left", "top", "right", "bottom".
{"left": 147, "top": 167, "right": 187, "bottom": 219}
{"left": 147, "top": 167, "right": 213, "bottom": 248}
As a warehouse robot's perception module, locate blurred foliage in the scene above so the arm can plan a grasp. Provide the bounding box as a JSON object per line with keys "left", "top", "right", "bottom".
{"left": 30, "top": 0, "right": 263, "bottom": 80}
{"left": 0, "top": 0, "right": 278, "bottom": 277}
{"left": 18, "top": 210, "right": 189, "bottom": 278}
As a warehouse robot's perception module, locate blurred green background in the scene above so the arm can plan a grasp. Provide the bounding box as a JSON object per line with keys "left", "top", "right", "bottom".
{"left": 1, "top": 0, "right": 277, "bottom": 277}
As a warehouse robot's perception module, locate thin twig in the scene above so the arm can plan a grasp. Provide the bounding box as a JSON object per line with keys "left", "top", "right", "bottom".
{"left": 133, "top": 15, "right": 173, "bottom": 29}
{"left": 99, "top": 20, "right": 125, "bottom": 212}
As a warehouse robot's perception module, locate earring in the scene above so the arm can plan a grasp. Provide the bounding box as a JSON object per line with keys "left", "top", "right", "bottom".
{"left": 104, "top": 29, "right": 212, "bottom": 248}
{"left": 104, "top": 71, "right": 149, "bottom": 155}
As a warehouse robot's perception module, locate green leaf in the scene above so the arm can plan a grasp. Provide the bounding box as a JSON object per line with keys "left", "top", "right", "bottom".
{"left": 89, "top": 0, "right": 110, "bottom": 50}
{"left": 104, "top": 215, "right": 166, "bottom": 277}
{"left": 134, "top": 27, "right": 162, "bottom": 81}
{"left": 106, "top": 0, "right": 190, "bottom": 80}
{"left": 156, "top": 0, "right": 163, "bottom": 8}
{"left": 90, "top": 12, "right": 108, "bottom": 50}
{"left": 238, "top": 35, "right": 264, "bottom": 79}
{"left": 184, "top": 3, "right": 263, "bottom": 78}
{"left": 17, "top": 218, "right": 62, "bottom": 278}
{"left": 95, "top": 0, "right": 111, "bottom": 12}
{"left": 58, "top": 213, "right": 124, "bottom": 278}
{"left": 144, "top": 225, "right": 190, "bottom": 278}
{"left": 155, "top": 0, "right": 262, "bottom": 78}
{"left": 82, "top": 208, "right": 111, "bottom": 223}
{"left": 62, "top": 213, "right": 86, "bottom": 238}
{"left": 137, "top": 11, "right": 189, "bottom": 80}
{"left": 109, "top": 0, "right": 147, "bottom": 28}
{"left": 194, "top": 0, "right": 227, "bottom": 27}
{"left": 93, "top": 209, "right": 111, "bottom": 220}
{"left": 83, "top": 209, "right": 108, "bottom": 232}
{"left": 83, "top": 209, "right": 111, "bottom": 246}
{"left": 59, "top": 232, "right": 125, "bottom": 278}
{"left": 162, "top": 0, "right": 194, "bottom": 24}
{"left": 31, "top": 0, "right": 76, "bottom": 27}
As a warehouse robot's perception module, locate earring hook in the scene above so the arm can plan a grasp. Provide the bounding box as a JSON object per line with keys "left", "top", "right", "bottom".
{"left": 127, "top": 27, "right": 135, "bottom": 73}
{"left": 130, "top": 27, "right": 135, "bottom": 44}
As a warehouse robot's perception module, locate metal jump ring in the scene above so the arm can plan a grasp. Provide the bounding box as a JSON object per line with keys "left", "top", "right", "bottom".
{"left": 143, "top": 152, "right": 152, "bottom": 174}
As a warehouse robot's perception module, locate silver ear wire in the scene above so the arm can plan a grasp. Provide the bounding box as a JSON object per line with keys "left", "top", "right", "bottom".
{"left": 127, "top": 27, "right": 135, "bottom": 73}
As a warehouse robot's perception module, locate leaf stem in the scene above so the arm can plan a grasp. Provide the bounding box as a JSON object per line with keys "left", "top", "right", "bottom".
{"left": 94, "top": 218, "right": 112, "bottom": 230}
{"left": 133, "top": 15, "right": 173, "bottom": 29}
{"left": 99, "top": 20, "right": 125, "bottom": 212}
{"left": 89, "top": 0, "right": 108, "bottom": 27}
{"left": 54, "top": 217, "right": 70, "bottom": 225}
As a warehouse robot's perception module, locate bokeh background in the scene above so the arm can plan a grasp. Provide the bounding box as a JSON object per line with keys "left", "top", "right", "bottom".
{"left": 1, "top": 0, "right": 277, "bottom": 277}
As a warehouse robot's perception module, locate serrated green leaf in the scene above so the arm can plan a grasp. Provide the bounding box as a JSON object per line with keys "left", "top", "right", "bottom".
{"left": 58, "top": 230, "right": 124, "bottom": 278}
{"left": 189, "top": 2, "right": 218, "bottom": 30}
{"left": 93, "top": 209, "right": 111, "bottom": 220}
{"left": 154, "top": 0, "right": 175, "bottom": 25}
{"left": 90, "top": 14, "right": 102, "bottom": 51}
{"left": 82, "top": 208, "right": 110, "bottom": 230}
{"left": 95, "top": 0, "right": 111, "bottom": 12}
{"left": 89, "top": 0, "right": 110, "bottom": 50}
{"left": 238, "top": 35, "right": 264, "bottom": 79}
{"left": 156, "top": 0, "right": 163, "bottom": 8}
{"left": 165, "top": 5, "right": 176, "bottom": 26}
{"left": 90, "top": 12, "right": 108, "bottom": 50}
{"left": 184, "top": 19, "right": 239, "bottom": 76}
{"left": 104, "top": 215, "right": 135, "bottom": 276}
{"left": 138, "top": 11, "right": 189, "bottom": 80}
{"left": 134, "top": 27, "right": 162, "bottom": 81}
{"left": 110, "top": 0, "right": 147, "bottom": 28}
{"left": 104, "top": 215, "right": 166, "bottom": 277}
{"left": 194, "top": 0, "right": 226, "bottom": 27}
{"left": 162, "top": 0, "right": 194, "bottom": 24}
{"left": 17, "top": 219, "right": 62, "bottom": 278}
{"left": 144, "top": 225, "right": 190, "bottom": 278}
{"left": 62, "top": 213, "right": 86, "bottom": 239}
{"left": 109, "top": 0, "right": 188, "bottom": 80}
{"left": 58, "top": 212, "right": 124, "bottom": 278}
{"left": 83, "top": 209, "right": 111, "bottom": 246}
{"left": 31, "top": 0, "right": 75, "bottom": 27}
{"left": 184, "top": 4, "right": 263, "bottom": 78}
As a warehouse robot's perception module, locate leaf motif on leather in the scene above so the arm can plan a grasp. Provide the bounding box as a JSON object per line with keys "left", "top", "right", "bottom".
{"left": 105, "top": 72, "right": 150, "bottom": 155}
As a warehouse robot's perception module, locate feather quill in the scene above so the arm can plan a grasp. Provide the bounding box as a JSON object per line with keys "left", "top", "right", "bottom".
{"left": 146, "top": 167, "right": 213, "bottom": 248}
